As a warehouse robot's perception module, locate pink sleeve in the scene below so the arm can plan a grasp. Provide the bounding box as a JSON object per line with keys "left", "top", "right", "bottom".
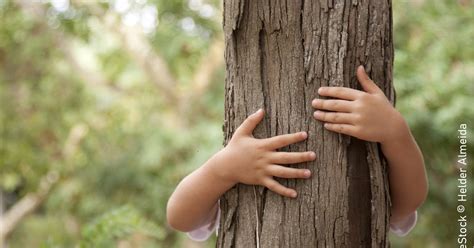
{"left": 187, "top": 203, "right": 221, "bottom": 241}
{"left": 389, "top": 210, "right": 418, "bottom": 237}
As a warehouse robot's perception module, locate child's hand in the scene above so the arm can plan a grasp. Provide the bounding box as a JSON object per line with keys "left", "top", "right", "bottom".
{"left": 311, "top": 66, "right": 406, "bottom": 144}
{"left": 216, "top": 109, "right": 315, "bottom": 198}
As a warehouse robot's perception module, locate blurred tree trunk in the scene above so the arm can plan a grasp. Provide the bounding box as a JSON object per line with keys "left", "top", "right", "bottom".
{"left": 218, "top": 1, "right": 395, "bottom": 247}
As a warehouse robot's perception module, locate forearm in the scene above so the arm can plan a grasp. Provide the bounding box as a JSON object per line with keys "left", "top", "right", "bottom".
{"left": 381, "top": 116, "right": 428, "bottom": 223}
{"left": 166, "top": 149, "right": 235, "bottom": 232}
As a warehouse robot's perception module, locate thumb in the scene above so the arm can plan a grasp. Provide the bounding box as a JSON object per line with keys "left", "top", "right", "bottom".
{"left": 235, "top": 108, "right": 264, "bottom": 136}
{"left": 356, "top": 65, "right": 381, "bottom": 94}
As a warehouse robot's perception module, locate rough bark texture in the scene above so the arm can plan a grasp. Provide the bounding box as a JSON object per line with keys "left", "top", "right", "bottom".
{"left": 218, "top": 0, "right": 394, "bottom": 247}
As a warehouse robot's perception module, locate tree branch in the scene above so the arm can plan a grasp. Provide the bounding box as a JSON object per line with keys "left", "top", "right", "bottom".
{"left": 80, "top": 2, "right": 179, "bottom": 104}
{"left": 15, "top": 0, "right": 121, "bottom": 95}
{"left": 179, "top": 36, "right": 224, "bottom": 123}
{"left": 188, "top": 37, "right": 224, "bottom": 101}
{"left": 0, "top": 124, "right": 88, "bottom": 243}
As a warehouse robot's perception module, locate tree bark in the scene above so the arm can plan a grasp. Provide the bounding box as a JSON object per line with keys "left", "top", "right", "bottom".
{"left": 218, "top": 1, "right": 394, "bottom": 247}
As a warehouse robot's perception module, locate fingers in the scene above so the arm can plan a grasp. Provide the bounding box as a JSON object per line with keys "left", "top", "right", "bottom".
{"left": 270, "top": 151, "right": 316, "bottom": 164}
{"left": 356, "top": 65, "right": 382, "bottom": 94}
{"left": 323, "top": 123, "right": 358, "bottom": 137}
{"left": 235, "top": 108, "right": 265, "bottom": 136}
{"left": 318, "top": 65, "right": 382, "bottom": 100}
{"left": 263, "top": 178, "right": 297, "bottom": 198}
{"left": 267, "top": 165, "right": 312, "bottom": 179}
{"left": 263, "top": 131, "right": 308, "bottom": 149}
{"left": 312, "top": 99, "right": 352, "bottom": 112}
{"left": 313, "top": 111, "right": 355, "bottom": 124}
{"left": 318, "top": 86, "right": 364, "bottom": 101}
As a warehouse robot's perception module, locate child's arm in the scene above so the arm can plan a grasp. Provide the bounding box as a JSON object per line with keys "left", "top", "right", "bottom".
{"left": 311, "top": 66, "right": 428, "bottom": 225}
{"left": 167, "top": 109, "right": 316, "bottom": 232}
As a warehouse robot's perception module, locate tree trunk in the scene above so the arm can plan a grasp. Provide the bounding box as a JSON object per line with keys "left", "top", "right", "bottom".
{"left": 218, "top": 0, "right": 394, "bottom": 247}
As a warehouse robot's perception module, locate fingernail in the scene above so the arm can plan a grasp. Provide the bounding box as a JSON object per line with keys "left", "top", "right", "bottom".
{"left": 304, "top": 170, "right": 311, "bottom": 177}
{"left": 301, "top": 131, "right": 307, "bottom": 138}
{"left": 292, "top": 191, "right": 297, "bottom": 198}
{"left": 312, "top": 99, "right": 319, "bottom": 105}
{"left": 360, "top": 65, "right": 369, "bottom": 79}
{"left": 314, "top": 111, "right": 321, "bottom": 117}
{"left": 310, "top": 152, "right": 316, "bottom": 159}
{"left": 318, "top": 87, "right": 324, "bottom": 93}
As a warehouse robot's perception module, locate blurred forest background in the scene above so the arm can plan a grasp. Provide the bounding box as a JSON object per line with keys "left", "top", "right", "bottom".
{"left": 0, "top": 0, "right": 473, "bottom": 247}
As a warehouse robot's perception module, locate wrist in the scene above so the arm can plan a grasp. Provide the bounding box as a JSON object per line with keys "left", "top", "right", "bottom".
{"left": 202, "top": 148, "right": 238, "bottom": 190}
{"left": 380, "top": 110, "right": 411, "bottom": 147}
{"left": 380, "top": 109, "right": 413, "bottom": 153}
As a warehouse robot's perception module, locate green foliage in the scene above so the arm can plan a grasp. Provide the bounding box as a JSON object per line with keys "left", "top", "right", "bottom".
{"left": 0, "top": 0, "right": 87, "bottom": 192}
{"left": 80, "top": 205, "right": 165, "bottom": 247}
{"left": 1, "top": 0, "right": 223, "bottom": 247}
{"left": 391, "top": 0, "right": 474, "bottom": 247}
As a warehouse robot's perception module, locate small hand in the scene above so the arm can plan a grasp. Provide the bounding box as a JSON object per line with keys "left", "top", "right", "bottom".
{"left": 220, "top": 109, "right": 315, "bottom": 198}
{"left": 312, "top": 66, "right": 406, "bottom": 144}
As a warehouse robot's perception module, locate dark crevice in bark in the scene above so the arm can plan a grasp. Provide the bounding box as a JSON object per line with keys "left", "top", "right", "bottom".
{"left": 347, "top": 137, "right": 372, "bottom": 246}
{"left": 260, "top": 187, "right": 268, "bottom": 237}
{"left": 257, "top": 22, "right": 267, "bottom": 244}
{"left": 259, "top": 24, "right": 269, "bottom": 139}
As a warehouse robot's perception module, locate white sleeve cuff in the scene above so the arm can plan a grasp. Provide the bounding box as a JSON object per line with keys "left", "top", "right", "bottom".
{"left": 390, "top": 210, "right": 418, "bottom": 237}
{"left": 187, "top": 203, "right": 221, "bottom": 241}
